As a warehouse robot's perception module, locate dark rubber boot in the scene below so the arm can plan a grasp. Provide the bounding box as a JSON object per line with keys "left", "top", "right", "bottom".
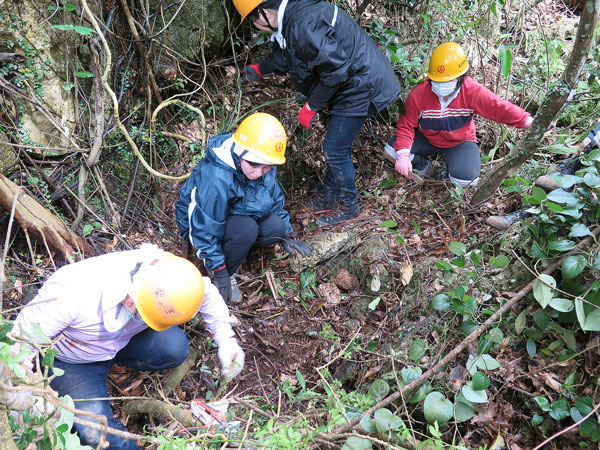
{"left": 307, "top": 192, "right": 338, "bottom": 213}
{"left": 316, "top": 203, "right": 360, "bottom": 227}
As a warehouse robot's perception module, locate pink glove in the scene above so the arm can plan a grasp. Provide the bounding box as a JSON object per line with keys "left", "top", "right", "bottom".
{"left": 524, "top": 116, "right": 533, "bottom": 128}
{"left": 298, "top": 102, "right": 317, "bottom": 129}
{"left": 395, "top": 152, "right": 412, "bottom": 177}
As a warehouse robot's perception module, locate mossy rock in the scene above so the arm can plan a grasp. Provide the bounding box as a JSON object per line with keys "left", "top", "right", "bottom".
{"left": 1, "top": 1, "right": 77, "bottom": 154}
{"left": 289, "top": 231, "right": 357, "bottom": 273}
{"left": 148, "top": 0, "right": 228, "bottom": 72}
{"left": 347, "top": 297, "right": 374, "bottom": 320}
{"left": 399, "top": 256, "right": 437, "bottom": 319}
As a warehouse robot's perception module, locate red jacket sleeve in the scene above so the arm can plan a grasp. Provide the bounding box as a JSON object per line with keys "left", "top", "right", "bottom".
{"left": 394, "top": 87, "right": 421, "bottom": 151}
{"left": 470, "top": 80, "right": 530, "bottom": 128}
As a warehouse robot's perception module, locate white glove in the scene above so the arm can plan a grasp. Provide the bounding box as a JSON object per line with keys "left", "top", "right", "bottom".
{"left": 217, "top": 338, "right": 245, "bottom": 378}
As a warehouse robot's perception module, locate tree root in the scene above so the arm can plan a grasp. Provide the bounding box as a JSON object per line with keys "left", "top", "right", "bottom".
{"left": 0, "top": 175, "right": 95, "bottom": 262}
{"left": 123, "top": 399, "right": 196, "bottom": 427}
{"left": 162, "top": 347, "right": 200, "bottom": 397}
{"left": 123, "top": 347, "right": 200, "bottom": 426}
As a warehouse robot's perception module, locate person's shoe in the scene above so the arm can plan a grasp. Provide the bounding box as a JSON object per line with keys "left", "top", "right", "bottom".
{"left": 535, "top": 153, "right": 584, "bottom": 192}
{"left": 307, "top": 192, "right": 337, "bottom": 213}
{"left": 316, "top": 203, "right": 360, "bottom": 227}
{"left": 486, "top": 209, "right": 529, "bottom": 230}
{"left": 229, "top": 276, "right": 242, "bottom": 305}
{"left": 535, "top": 173, "right": 561, "bottom": 192}
{"left": 414, "top": 160, "right": 433, "bottom": 177}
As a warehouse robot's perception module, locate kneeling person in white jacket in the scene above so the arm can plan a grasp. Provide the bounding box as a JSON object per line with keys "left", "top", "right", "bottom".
{"left": 10, "top": 245, "right": 245, "bottom": 450}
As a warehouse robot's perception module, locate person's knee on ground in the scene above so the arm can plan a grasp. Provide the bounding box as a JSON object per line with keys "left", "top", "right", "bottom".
{"left": 442, "top": 141, "right": 481, "bottom": 187}
{"left": 222, "top": 215, "right": 260, "bottom": 274}
{"left": 50, "top": 361, "right": 140, "bottom": 449}
{"left": 220, "top": 216, "right": 261, "bottom": 304}
{"left": 255, "top": 213, "right": 287, "bottom": 247}
{"left": 449, "top": 174, "right": 480, "bottom": 187}
{"left": 74, "top": 401, "right": 140, "bottom": 450}
{"left": 534, "top": 146, "right": 593, "bottom": 192}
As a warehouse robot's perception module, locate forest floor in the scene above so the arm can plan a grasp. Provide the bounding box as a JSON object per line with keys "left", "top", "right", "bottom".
{"left": 99, "top": 75, "right": 555, "bottom": 448}
{"left": 4, "top": 1, "right": 593, "bottom": 447}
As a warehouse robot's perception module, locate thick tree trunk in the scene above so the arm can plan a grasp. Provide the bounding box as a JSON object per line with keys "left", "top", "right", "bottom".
{"left": 471, "top": 0, "right": 600, "bottom": 205}
{"left": 0, "top": 174, "right": 95, "bottom": 261}
{"left": 0, "top": 405, "right": 17, "bottom": 450}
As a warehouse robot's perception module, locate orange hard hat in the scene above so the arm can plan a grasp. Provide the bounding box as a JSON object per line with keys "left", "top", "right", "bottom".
{"left": 427, "top": 42, "right": 469, "bottom": 82}
{"left": 232, "top": 112, "right": 287, "bottom": 165}
{"left": 232, "top": 0, "right": 263, "bottom": 21}
{"left": 134, "top": 253, "right": 204, "bottom": 331}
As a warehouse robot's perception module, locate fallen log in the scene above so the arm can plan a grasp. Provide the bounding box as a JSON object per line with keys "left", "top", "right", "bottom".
{"left": 0, "top": 174, "right": 94, "bottom": 262}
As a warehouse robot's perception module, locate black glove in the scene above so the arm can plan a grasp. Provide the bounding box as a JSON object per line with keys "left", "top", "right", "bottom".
{"left": 213, "top": 268, "right": 232, "bottom": 302}
{"left": 282, "top": 237, "right": 312, "bottom": 258}
{"left": 243, "top": 64, "right": 262, "bottom": 83}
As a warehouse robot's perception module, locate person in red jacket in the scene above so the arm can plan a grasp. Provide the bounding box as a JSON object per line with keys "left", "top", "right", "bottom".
{"left": 385, "top": 42, "right": 533, "bottom": 187}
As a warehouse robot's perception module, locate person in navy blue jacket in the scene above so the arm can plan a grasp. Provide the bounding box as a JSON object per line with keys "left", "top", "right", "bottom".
{"left": 176, "top": 113, "right": 311, "bottom": 303}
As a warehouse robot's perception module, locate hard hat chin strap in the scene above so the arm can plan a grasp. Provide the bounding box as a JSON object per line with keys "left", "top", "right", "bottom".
{"left": 258, "top": 7, "right": 278, "bottom": 33}
{"left": 129, "top": 261, "right": 143, "bottom": 282}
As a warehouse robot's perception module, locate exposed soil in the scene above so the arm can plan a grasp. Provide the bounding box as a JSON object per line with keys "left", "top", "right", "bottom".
{"left": 93, "top": 72, "right": 539, "bottom": 446}
{"left": 3, "top": 1, "right": 592, "bottom": 446}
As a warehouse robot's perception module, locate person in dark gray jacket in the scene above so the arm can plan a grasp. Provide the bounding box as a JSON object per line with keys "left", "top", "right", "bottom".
{"left": 233, "top": 0, "right": 401, "bottom": 226}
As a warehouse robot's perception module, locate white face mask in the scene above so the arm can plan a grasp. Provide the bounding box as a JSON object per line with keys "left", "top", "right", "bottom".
{"left": 431, "top": 80, "right": 458, "bottom": 97}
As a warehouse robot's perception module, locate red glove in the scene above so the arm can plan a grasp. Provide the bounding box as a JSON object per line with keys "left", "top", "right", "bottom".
{"left": 244, "top": 64, "right": 262, "bottom": 82}
{"left": 298, "top": 102, "right": 317, "bottom": 130}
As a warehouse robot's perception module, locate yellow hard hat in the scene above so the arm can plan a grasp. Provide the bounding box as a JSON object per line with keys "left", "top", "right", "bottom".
{"left": 232, "top": 0, "right": 263, "bottom": 21}
{"left": 426, "top": 42, "right": 469, "bottom": 82}
{"left": 232, "top": 112, "right": 287, "bottom": 165}
{"left": 134, "top": 253, "right": 204, "bottom": 331}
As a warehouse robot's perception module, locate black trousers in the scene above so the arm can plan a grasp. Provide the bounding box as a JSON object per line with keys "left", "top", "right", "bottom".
{"left": 222, "top": 213, "right": 287, "bottom": 274}
{"left": 411, "top": 130, "right": 481, "bottom": 182}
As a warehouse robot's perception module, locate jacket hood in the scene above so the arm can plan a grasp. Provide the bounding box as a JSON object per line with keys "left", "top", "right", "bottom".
{"left": 206, "top": 134, "right": 238, "bottom": 171}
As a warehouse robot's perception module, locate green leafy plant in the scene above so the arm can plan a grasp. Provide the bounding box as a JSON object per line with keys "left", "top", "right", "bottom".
{"left": 379, "top": 220, "right": 405, "bottom": 245}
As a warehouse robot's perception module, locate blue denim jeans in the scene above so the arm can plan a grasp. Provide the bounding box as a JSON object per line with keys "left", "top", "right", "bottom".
{"left": 222, "top": 213, "right": 287, "bottom": 274}
{"left": 50, "top": 326, "right": 189, "bottom": 450}
{"left": 322, "top": 114, "right": 369, "bottom": 207}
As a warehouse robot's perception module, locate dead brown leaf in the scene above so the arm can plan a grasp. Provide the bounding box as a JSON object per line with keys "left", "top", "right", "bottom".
{"left": 401, "top": 262, "right": 413, "bottom": 286}
{"left": 10, "top": 279, "right": 23, "bottom": 301}
{"left": 360, "top": 361, "right": 385, "bottom": 382}
{"left": 163, "top": 67, "right": 177, "bottom": 81}
{"left": 471, "top": 402, "right": 497, "bottom": 426}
